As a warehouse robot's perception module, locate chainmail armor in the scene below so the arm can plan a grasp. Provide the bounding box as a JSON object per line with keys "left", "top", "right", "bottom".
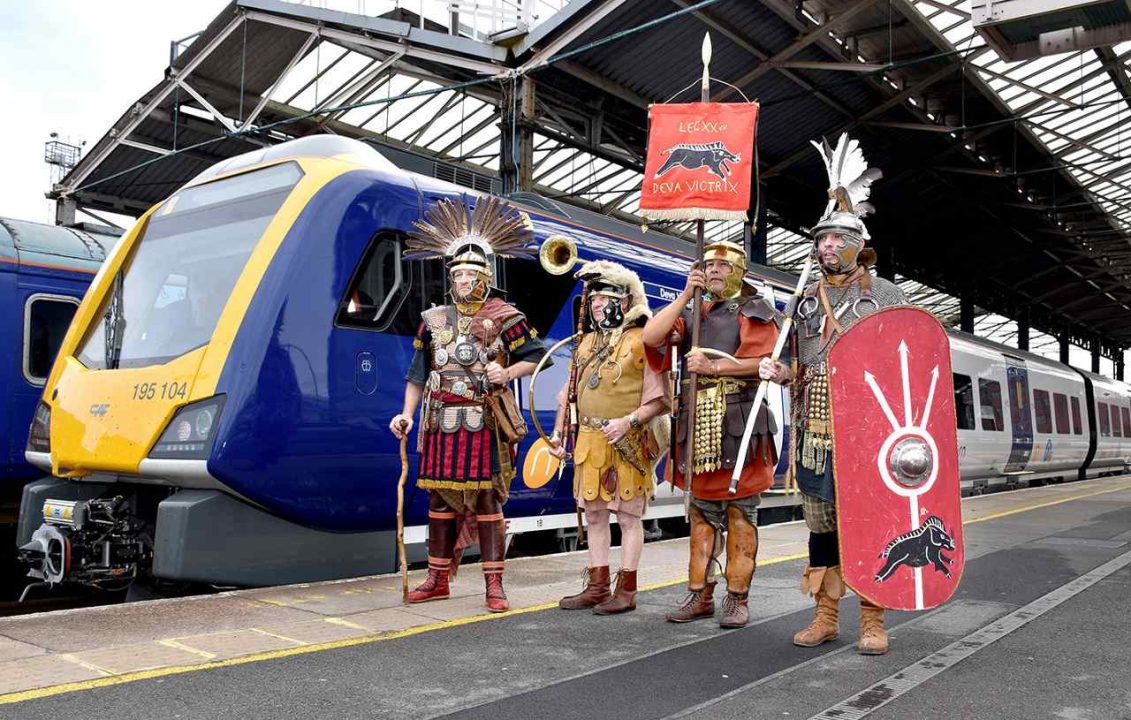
{"left": 795, "top": 274, "right": 906, "bottom": 368}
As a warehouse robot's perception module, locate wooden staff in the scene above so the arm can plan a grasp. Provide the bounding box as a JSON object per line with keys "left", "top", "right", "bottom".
{"left": 396, "top": 419, "right": 410, "bottom": 604}
{"left": 682, "top": 33, "right": 712, "bottom": 517}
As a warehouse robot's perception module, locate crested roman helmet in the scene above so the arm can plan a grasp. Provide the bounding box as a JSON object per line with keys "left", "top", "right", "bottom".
{"left": 406, "top": 196, "right": 536, "bottom": 303}
{"left": 809, "top": 133, "right": 883, "bottom": 273}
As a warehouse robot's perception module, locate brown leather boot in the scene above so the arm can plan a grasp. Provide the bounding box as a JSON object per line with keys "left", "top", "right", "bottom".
{"left": 593, "top": 569, "right": 637, "bottom": 615}
{"left": 719, "top": 591, "right": 749, "bottom": 628}
{"left": 559, "top": 566, "right": 611, "bottom": 610}
{"left": 858, "top": 598, "right": 888, "bottom": 655}
{"left": 666, "top": 581, "right": 716, "bottom": 622}
{"left": 793, "top": 566, "right": 844, "bottom": 647}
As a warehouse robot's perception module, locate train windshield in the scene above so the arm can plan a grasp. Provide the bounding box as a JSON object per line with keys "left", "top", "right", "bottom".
{"left": 76, "top": 162, "right": 302, "bottom": 370}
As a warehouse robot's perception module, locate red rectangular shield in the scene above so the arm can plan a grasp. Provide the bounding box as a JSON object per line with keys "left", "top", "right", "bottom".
{"left": 828, "top": 306, "right": 964, "bottom": 611}
{"left": 639, "top": 102, "right": 758, "bottom": 222}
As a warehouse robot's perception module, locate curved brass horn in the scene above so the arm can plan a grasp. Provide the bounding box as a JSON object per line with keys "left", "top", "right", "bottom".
{"left": 527, "top": 332, "right": 581, "bottom": 445}
{"left": 539, "top": 234, "right": 578, "bottom": 276}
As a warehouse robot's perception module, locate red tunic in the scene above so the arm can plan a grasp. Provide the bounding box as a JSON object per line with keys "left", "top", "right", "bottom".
{"left": 646, "top": 302, "right": 779, "bottom": 500}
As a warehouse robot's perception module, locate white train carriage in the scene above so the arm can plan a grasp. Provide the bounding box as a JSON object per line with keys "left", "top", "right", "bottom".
{"left": 949, "top": 330, "right": 1129, "bottom": 491}
{"left": 1082, "top": 371, "right": 1131, "bottom": 473}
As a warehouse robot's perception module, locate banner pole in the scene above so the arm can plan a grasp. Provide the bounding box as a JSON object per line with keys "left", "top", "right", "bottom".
{"left": 682, "top": 32, "right": 712, "bottom": 519}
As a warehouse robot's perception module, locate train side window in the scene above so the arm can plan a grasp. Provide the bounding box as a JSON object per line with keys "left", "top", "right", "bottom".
{"left": 1113, "top": 406, "right": 1123, "bottom": 437}
{"left": 337, "top": 233, "right": 446, "bottom": 336}
{"left": 953, "top": 373, "right": 976, "bottom": 430}
{"left": 1053, "top": 393, "right": 1070, "bottom": 435}
{"left": 1098, "top": 402, "right": 1111, "bottom": 437}
{"left": 1122, "top": 408, "right": 1131, "bottom": 436}
{"left": 1070, "top": 396, "right": 1082, "bottom": 435}
{"left": 1033, "top": 389, "right": 1053, "bottom": 434}
{"left": 23, "top": 294, "right": 80, "bottom": 385}
{"left": 978, "top": 379, "right": 1004, "bottom": 432}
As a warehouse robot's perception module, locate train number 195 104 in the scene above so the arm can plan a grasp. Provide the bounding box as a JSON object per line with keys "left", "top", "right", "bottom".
{"left": 132, "top": 381, "right": 189, "bottom": 401}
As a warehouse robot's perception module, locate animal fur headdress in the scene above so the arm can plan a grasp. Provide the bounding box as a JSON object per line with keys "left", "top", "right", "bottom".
{"left": 576, "top": 259, "right": 652, "bottom": 326}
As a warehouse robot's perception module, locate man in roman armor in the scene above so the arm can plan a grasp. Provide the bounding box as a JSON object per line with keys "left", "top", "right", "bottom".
{"left": 547, "top": 261, "right": 669, "bottom": 615}
{"left": 759, "top": 134, "right": 907, "bottom": 654}
{"left": 642, "top": 239, "right": 780, "bottom": 629}
{"left": 389, "top": 197, "right": 548, "bottom": 613}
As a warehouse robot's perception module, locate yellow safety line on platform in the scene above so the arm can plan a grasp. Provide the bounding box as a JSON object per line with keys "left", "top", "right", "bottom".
{"left": 2, "top": 481, "right": 1129, "bottom": 707}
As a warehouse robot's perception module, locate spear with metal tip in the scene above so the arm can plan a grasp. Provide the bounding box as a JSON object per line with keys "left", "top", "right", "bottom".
{"left": 681, "top": 32, "right": 712, "bottom": 518}
{"left": 728, "top": 252, "right": 815, "bottom": 494}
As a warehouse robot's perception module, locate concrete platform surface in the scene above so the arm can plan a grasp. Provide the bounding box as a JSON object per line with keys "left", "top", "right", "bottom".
{"left": 1, "top": 476, "right": 1129, "bottom": 717}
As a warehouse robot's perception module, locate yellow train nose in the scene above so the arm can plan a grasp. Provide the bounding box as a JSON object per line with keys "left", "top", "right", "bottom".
{"left": 48, "top": 350, "right": 205, "bottom": 476}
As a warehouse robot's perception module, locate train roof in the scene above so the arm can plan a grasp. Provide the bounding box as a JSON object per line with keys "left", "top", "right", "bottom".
{"left": 0, "top": 216, "right": 122, "bottom": 274}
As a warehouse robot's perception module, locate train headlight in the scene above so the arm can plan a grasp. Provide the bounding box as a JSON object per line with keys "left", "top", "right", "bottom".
{"left": 149, "top": 396, "right": 226, "bottom": 460}
{"left": 27, "top": 401, "right": 52, "bottom": 453}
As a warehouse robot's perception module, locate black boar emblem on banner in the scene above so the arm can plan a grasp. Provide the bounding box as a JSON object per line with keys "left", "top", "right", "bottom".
{"left": 655, "top": 142, "right": 740, "bottom": 179}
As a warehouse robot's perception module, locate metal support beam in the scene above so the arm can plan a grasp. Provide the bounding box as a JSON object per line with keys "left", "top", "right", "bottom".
{"left": 59, "top": 13, "right": 246, "bottom": 194}
{"left": 1117, "top": 354, "right": 1125, "bottom": 381}
{"left": 1060, "top": 335, "right": 1070, "bottom": 365}
{"left": 1092, "top": 339, "right": 1102, "bottom": 373}
{"left": 245, "top": 10, "right": 505, "bottom": 76}
{"left": 54, "top": 196, "right": 76, "bottom": 226}
{"left": 1017, "top": 311, "right": 1029, "bottom": 351}
{"left": 960, "top": 296, "right": 975, "bottom": 333}
{"left": 519, "top": 76, "right": 536, "bottom": 192}
{"left": 723, "top": 0, "right": 882, "bottom": 94}
{"left": 241, "top": 30, "right": 319, "bottom": 130}
{"left": 519, "top": 0, "right": 630, "bottom": 71}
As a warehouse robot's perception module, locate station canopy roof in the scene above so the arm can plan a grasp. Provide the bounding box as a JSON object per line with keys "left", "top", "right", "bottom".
{"left": 56, "top": 0, "right": 1131, "bottom": 359}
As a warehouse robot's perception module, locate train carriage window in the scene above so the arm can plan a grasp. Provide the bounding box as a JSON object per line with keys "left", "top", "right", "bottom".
{"left": 1033, "top": 389, "right": 1053, "bottom": 434}
{"left": 1113, "top": 405, "right": 1123, "bottom": 437}
{"left": 1053, "top": 393, "right": 1070, "bottom": 435}
{"left": 1098, "top": 402, "right": 1111, "bottom": 437}
{"left": 1122, "top": 408, "right": 1130, "bottom": 437}
{"left": 1070, "top": 396, "right": 1083, "bottom": 435}
{"left": 978, "top": 379, "right": 1004, "bottom": 432}
{"left": 953, "top": 373, "right": 976, "bottom": 430}
{"left": 337, "top": 233, "right": 447, "bottom": 336}
{"left": 24, "top": 295, "right": 80, "bottom": 385}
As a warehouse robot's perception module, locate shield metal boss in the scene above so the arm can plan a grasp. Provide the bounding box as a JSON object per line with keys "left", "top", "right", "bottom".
{"left": 828, "top": 306, "right": 963, "bottom": 611}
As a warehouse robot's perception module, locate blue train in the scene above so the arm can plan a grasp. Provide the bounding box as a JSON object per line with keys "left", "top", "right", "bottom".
{"left": 14, "top": 136, "right": 1129, "bottom": 592}
{"left": 0, "top": 216, "right": 119, "bottom": 594}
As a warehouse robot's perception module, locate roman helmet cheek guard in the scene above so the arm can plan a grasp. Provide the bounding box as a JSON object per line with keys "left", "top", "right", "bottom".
{"left": 811, "top": 211, "right": 867, "bottom": 276}
{"left": 702, "top": 239, "right": 747, "bottom": 300}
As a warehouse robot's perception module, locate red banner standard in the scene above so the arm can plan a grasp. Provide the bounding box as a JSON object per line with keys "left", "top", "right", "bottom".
{"left": 639, "top": 102, "right": 759, "bottom": 221}
{"left": 828, "top": 306, "right": 964, "bottom": 611}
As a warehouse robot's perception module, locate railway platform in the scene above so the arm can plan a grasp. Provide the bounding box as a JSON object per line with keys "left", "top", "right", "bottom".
{"left": 2, "top": 476, "right": 1130, "bottom": 719}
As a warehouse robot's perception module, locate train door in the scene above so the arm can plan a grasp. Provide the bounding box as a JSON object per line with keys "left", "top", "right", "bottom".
{"left": 1004, "top": 357, "right": 1034, "bottom": 473}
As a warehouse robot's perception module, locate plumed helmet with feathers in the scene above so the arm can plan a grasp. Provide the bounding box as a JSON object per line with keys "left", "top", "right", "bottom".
{"left": 810, "top": 134, "right": 882, "bottom": 272}
{"left": 405, "top": 196, "right": 536, "bottom": 301}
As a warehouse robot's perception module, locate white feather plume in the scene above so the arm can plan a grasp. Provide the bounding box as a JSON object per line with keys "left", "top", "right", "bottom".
{"left": 810, "top": 133, "right": 881, "bottom": 218}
